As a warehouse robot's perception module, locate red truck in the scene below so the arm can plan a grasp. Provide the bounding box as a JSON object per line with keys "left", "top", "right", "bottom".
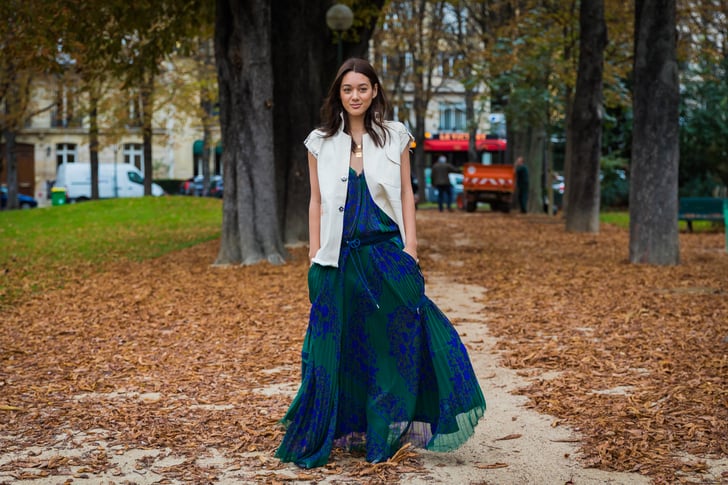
{"left": 424, "top": 134, "right": 511, "bottom": 212}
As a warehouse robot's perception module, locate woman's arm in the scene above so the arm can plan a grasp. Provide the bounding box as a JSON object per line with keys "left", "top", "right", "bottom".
{"left": 308, "top": 151, "right": 322, "bottom": 263}
{"left": 399, "top": 148, "right": 418, "bottom": 261}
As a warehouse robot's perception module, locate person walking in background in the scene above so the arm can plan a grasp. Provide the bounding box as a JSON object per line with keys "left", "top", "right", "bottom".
{"left": 275, "top": 58, "right": 485, "bottom": 469}
{"left": 431, "top": 155, "right": 458, "bottom": 212}
{"left": 515, "top": 156, "right": 529, "bottom": 213}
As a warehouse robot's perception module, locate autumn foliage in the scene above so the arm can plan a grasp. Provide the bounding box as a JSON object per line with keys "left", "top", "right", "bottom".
{"left": 1, "top": 210, "right": 726, "bottom": 483}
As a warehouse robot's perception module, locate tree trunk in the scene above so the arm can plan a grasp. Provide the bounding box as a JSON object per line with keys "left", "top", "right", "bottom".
{"left": 526, "top": 126, "right": 545, "bottom": 214}
{"left": 2, "top": 129, "right": 18, "bottom": 210}
{"left": 215, "top": 0, "right": 286, "bottom": 265}
{"left": 198, "top": 37, "right": 216, "bottom": 197}
{"left": 200, "top": 122, "right": 211, "bottom": 196}
{"left": 89, "top": 91, "right": 100, "bottom": 200}
{"left": 200, "top": 83, "right": 212, "bottom": 197}
{"left": 465, "top": 88, "right": 478, "bottom": 163}
{"left": 561, "top": 87, "right": 574, "bottom": 215}
{"left": 140, "top": 69, "right": 154, "bottom": 195}
{"left": 565, "top": 0, "right": 607, "bottom": 232}
{"left": 271, "top": 0, "right": 332, "bottom": 244}
{"left": 2, "top": 83, "right": 20, "bottom": 210}
{"left": 629, "top": 0, "right": 680, "bottom": 264}
{"left": 413, "top": 107, "right": 427, "bottom": 203}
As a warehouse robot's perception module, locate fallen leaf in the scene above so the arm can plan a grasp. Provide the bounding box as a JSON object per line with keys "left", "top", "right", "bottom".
{"left": 494, "top": 433, "right": 522, "bottom": 441}
{"left": 474, "top": 462, "right": 508, "bottom": 469}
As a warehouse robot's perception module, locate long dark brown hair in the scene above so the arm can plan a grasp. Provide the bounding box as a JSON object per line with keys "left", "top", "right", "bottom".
{"left": 319, "top": 58, "right": 390, "bottom": 148}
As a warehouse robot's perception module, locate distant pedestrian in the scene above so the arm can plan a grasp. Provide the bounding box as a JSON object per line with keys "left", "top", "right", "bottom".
{"left": 431, "top": 155, "right": 458, "bottom": 212}
{"left": 275, "top": 58, "right": 485, "bottom": 469}
{"left": 515, "top": 156, "right": 529, "bottom": 213}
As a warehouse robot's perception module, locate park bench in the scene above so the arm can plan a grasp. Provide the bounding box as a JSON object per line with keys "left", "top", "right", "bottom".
{"left": 678, "top": 197, "right": 728, "bottom": 253}
{"left": 678, "top": 197, "right": 726, "bottom": 233}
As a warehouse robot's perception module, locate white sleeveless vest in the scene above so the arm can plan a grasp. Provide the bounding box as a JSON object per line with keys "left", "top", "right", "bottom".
{"left": 304, "top": 120, "right": 413, "bottom": 267}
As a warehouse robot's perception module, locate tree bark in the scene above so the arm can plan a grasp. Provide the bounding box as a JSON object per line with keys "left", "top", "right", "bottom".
{"left": 89, "top": 90, "right": 100, "bottom": 200}
{"left": 526, "top": 126, "right": 545, "bottom": 214}
{"left": 140, "top": 69, "right": 154, "bottom": 195}
{"left": 215, "top": 0, "right": 286, "bottom": 265}
{"left": 565, "top": 0, "right": 607, "bottom": 232}
{"left": 2, "top": 129, "right": 18, "bottom": 210}
{"left": 2, "top": 83, "right": 20, "bottom": 210}
{"left": 271, "top": 0, "right": 332, "bottom": 244}
{"left": 629, "top": 0, "right": 680, "bottom": 264}
{"left": 465, "top": 88, "right": 478, "bottom": 163}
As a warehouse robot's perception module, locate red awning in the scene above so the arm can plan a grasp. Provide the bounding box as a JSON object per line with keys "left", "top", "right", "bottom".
{"left": 424, "top": 139, "right": 469, "bottom": 152}
{"left": 424, "top": 138, "right": 506, "bottom": 152}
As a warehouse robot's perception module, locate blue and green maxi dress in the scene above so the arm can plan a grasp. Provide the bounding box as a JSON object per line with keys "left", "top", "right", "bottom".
{"left": 276, "top": 166, "right": 486, "bottom": 468}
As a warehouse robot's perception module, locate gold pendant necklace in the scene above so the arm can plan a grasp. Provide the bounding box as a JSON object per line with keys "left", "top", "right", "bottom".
{"left": 354, "top": 143, "right": 363, "bottom": 158}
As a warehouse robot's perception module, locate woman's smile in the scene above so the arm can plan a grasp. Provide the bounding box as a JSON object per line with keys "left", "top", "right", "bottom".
{"left": 340, "top": 71, "right": 377, "bottom": 119}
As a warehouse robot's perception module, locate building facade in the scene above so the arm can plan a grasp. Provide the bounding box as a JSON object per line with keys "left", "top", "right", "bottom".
{"left": 4, "top": 65, "right": 218, "bottom": 206}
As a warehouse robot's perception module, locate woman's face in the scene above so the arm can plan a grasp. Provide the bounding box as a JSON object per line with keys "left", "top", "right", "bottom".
{"left": 339, "top": 71, "right": 378, "bottom": 120}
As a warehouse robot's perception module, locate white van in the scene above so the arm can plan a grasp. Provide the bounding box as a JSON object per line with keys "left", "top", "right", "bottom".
{"left": 55, "top": 163, "right": 165, "bottom": 201}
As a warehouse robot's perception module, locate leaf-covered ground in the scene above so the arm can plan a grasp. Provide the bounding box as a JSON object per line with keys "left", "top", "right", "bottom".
{"left": 1, "top": 211, "right": 726, "bottom": 484}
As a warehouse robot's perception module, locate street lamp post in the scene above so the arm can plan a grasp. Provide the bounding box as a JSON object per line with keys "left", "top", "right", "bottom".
{"left": 326, "top": 4, "right": 354, "bottom": 66}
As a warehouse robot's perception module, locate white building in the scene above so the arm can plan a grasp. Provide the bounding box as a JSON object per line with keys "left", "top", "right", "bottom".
{"left": 4, "top": 63, "right": 219, "bottom": 206}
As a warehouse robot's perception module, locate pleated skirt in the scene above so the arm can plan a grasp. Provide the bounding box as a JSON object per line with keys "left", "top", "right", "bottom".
{"left": 275, "top": 234, "right": 486, "bottom": 468}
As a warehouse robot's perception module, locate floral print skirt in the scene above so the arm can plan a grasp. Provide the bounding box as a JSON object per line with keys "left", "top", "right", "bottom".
{"left": 276, "top": 170, "right": 486, "bottom": 468}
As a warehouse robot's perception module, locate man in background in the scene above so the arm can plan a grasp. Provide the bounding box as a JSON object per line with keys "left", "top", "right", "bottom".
{"left": 515, "top": 156, "right": 529, "bottom": 213}
{"left": 431, "top": 155, "right": 458, "bottom": 212}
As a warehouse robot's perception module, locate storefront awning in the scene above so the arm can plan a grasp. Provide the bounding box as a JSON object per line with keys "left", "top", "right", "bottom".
{"left": 424, "top": 138, "right": 506, "bottom": 152}
{"left": 193, "top": 140, "right": 223, "bottom": 156}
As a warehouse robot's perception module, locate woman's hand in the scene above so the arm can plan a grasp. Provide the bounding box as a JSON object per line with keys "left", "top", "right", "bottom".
{"left": 403, "top": 246, "right": 418, "bottom": 264}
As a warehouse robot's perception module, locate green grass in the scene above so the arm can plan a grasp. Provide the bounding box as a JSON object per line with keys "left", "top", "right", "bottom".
{"left": 0, "top": 196, "right": 222, "bottom": 306}
{"left": 600, "top": 210, "right": 725, "bottom": 232}
{"left": 600, "top": 211, "right": 630, "bottom": 228}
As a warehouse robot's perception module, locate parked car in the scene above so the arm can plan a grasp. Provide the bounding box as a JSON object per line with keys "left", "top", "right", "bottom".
{"left": 544, "top": 174, "right": 565, "bottom": 213}
{"left": 424, "top": 168, "right": 464, "bottom": 204}
{"left": 181, "top": 175, "right": 223, "bottom": 196}
{"left": 179, "top": 177, "right": 195, "bottom": 195}
{"left": 1, "top": 186, "right": 38, "bottom": 209}
{"left": 209, "top": 176, "right": 223, "bottom": 198}
{"left": 544, "top": 169, "right": 628, "bottom": 213}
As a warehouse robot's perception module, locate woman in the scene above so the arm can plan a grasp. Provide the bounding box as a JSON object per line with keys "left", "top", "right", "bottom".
{"left": 276, "top": 58, "right": 485, "bottom": 468}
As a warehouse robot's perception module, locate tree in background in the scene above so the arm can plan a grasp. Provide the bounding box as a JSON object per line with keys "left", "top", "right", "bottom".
{"left": 60, "top": 0, "right": 119, "bottom": 200}
{"left": 214, "top": 0, "right": 285, "bottom": 265}
{"left": 677, "top": 0, "right": 728, "bottom": 195}
{"left": 629, "top": 0, "right": 680, "bottom": 265}
{"left": 108, "top": 0, "right": 205, "bottom": 196}
{"left": 488, "top": 2, "right": 560, "bottom": 213}
{"left": 272, "top": 0, "right": 383, "bottom": 244}
{"left": 448, "top": 0, "right": 489, "bottom": 164}
{"left": 679, "top": 57, "right": 728, "bottom": 195}
{"left": 215, "top": 0, "right": 384, "bottom": 264}
{"left": 373, "top": 0, "right": 449, "bottom": 201}
{"left": 0, "top": 0, "right": 62, "bottom": 209}
{"left": 564, "top": 0, "right": 607, "bottom": 232}
{"left": 196, "top": 37, "right": 218, "bottom": 197}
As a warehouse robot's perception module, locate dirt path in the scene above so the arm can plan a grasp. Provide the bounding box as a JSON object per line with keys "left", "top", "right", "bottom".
{"left": 401, "top": 276, "right": 651, "bottom": 485}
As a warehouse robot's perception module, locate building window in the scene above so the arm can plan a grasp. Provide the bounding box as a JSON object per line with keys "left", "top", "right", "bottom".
{"left": 56, "top": 143, "right": 77, "bottom": 166}
{"left": 404, "top": 52, "right": 413, "bottom": 71}
{"left": 127, "top": 92, "right": 143, "bottom": 128}
{"left": 439, "top": 103, "right": 467, "bottom": 131}
{"left": 123, "top": 143, "right": 144, "bottom": 169}
{"left": 439, "top": 55, "right": 454, "bottom": 77}
{"left": 51, "top": 86, "right": 81, "bottom": 128}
